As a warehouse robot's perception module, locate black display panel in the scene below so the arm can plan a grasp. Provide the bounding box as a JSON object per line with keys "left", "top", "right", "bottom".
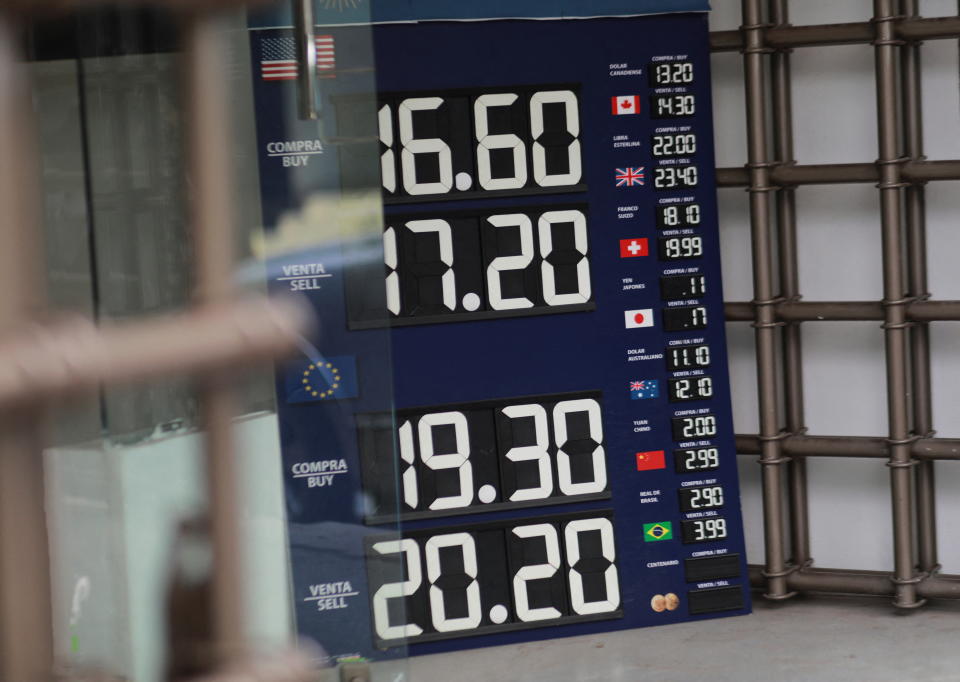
{"left": 663, "top": 305, "right": 708, "bottom": 332}
{"left": 658, "top": 236, "right": 703, "bottom": 261}
{"left": 650, "top": 93, "right": 696, "bottom": 119}
{"left": 661, "top": 274, "right": 707, "bottom": 301}
{"left": 365, "top": 510, "right": 622, "bottom": 646}
{"left": 668, "top": 376, "right": 713, "bottom": 402}
{"left": 687, "top": 586, "right": 744, "bottom": 614}
{"left": 651, "top": 132, "right": 697, "bottom": 158}
{"left": 684, "top": 554, "right": 742, "bottom": 583}
{"left": 649, "top": 60, "right": 695, "bottom": 86}
{"left": 358, "top": 392, "right": 609, "bottom": 523}
{"left": 654, "top": 164, "right": 698, "bottom": 190}
{"left": 672, "top": 413, "right": 717, "bottom": 441}
{"left": 674, "top": 446, "right": 720, "bottom": 473}
{"left": 349, "top": 205, "right": 595, "bottom": 328}
{"left": 377, "top": 85, "right": 586, "bottom": 204}
{"left": 678, "top": 484, "right": 725, "bottom": 512}
{"left": 656, "top": 202, "right": 702, "bottom": 229}
{"left": 681, "top": 517, "right": 729, "bottom": 544}
{"left": 665, "top": 343, "right": 711, "bottom": 371}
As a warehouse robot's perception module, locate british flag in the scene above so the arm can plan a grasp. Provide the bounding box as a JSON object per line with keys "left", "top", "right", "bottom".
{"left": 616, "top": 167, "right": 645, "bottom": 187}
{"left": 260, "top": 35, "right": 336, "bottom": 81}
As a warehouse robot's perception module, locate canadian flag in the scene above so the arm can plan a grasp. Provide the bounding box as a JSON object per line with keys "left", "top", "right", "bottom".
{"left": 624, "top": 309, "right": 655, "bottom": 329}
{"left": 612, "top": 95, "right": 641, "bottom": 115}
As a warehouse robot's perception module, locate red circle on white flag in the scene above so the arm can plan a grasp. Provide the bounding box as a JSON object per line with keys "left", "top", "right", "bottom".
{"left": 634, "top": 312, "right": 645, "bottom": 325}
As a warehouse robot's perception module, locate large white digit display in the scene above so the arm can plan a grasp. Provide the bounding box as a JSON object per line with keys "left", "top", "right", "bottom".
{"left": 399, "top": 97, "right": 454, "bottom": 195}
{"left": 475, "top": 93, "right": 527, "bottom": 191}
{"left": 378, "top": 104, "right": 397, "bottom": 194}
{"left": 553, "top": 399, "right": 606, "bottom": 495}
{"left": 565, "top": 518, "right": 619, "bottom": 615}
{"left": 419, "top": 411, "right": 474, "bottom": 510}
{"left": 502, "top": 404, "right": 552, "bottom": 501}
{"left": 486, "top": 214, "right": 535, "bottom": 310}
{"left": 530, "top": 90, "right": 582, "bottom": 187}
{"left": 539, "top": 210, "right": 591, "bottom": 306}
{"left": 425, "top": 533, "right": 482, "bottom": 632}
{"left": 512, "top": 524, "right": 562, "bottom": 622}
{"left": 371, "top": 539, "right": 423, "bottom": 640}
{"left": 383, "top": 227, "right": 401, "bottom": 315}
{"left": 398, "top": 420, "right": 418, "bottom": 509}
{"left": 406, "top": 219, "right": 457, "bottom": 311}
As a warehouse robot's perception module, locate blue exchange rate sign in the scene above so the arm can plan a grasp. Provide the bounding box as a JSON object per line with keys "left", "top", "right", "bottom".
{"left": 249, "top": 0, "right": 751, "bottom": 665}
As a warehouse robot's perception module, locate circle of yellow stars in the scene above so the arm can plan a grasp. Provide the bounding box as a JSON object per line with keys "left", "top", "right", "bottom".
{"left": 303, "top": 362, "right": 341, "bottom": 399}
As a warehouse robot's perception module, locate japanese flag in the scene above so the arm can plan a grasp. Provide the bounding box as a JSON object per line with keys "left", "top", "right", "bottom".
{"left": 624, "top": 309, "right": 655, "bottom": 329}
{"left": 612, "top": 95, "right": 640, "bottom": 115}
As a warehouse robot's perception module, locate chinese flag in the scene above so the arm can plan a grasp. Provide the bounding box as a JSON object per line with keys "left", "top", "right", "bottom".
{"left": 636, "top": 450, "right": 666, "bottom": 471}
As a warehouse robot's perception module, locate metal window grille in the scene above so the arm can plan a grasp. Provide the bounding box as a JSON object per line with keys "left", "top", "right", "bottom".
{"left": 0, "top": 3, "right": 316, "bottom": 680}
{"left": 715, "top": 0, "right": 960, "bottom": 607}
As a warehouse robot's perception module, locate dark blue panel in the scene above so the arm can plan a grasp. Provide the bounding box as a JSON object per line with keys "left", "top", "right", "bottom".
{"left": 251, "top": 10, "right": 750, "bottom": 666}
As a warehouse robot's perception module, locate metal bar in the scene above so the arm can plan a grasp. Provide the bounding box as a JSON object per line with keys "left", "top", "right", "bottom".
{"left": 716, "top": 159, "right": 960, "bottom": 187}
{"left": 725, "top": 299, "right": 960, "bottom": 322}
{"left": 769, "top": 0, "right": 810, "bottom": 568}
{"left": 741, "top": 0, "right": 793, "bottom": 601}
{"left": 0, "top": 298, "right": 310, "bottom": 410}
{"left": 874, "top": 0, "right": 921, "bottom": 608}
{"left": 736, "top": 433, "right": 960, "bottom": 460}
{"left": 183, "top": 10, "right": 248, "bottom": 665}
{"left": 901, "top": 0, "right": 938, "bottom": 574}
{"left": 747, "top": 564, "right": 960, "bottom": 599}
{"left": 0, "top": 12, "right": 55, "bottom": 682}
{"left": 293, "top": 0, "right": 318, "bottom": 120}
{"left": 711, "top": 16, "right": 960, "bottom": 52}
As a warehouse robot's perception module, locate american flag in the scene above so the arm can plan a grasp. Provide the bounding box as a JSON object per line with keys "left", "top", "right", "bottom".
{"left": 260, "top": 35, "right": 336, "bottom": 81}
{"left": 615, "top": 167, "right": 645, "bottom": 187}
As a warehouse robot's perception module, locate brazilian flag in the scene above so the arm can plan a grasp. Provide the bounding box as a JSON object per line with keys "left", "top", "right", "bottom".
{"left": 643, "top": 521, "right": 673, "bottom": 542}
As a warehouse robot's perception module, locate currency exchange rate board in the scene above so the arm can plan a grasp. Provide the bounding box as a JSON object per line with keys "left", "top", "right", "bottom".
{"left": 248, "top": 0, "right": 751, "bottom": 665}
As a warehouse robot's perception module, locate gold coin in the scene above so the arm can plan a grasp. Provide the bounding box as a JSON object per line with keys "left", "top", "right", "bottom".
{"left": 665, "top": 593, "right": 680, "bottom": 611}
{"left": 650, "top": 594, "right": 666, "bottom": 613}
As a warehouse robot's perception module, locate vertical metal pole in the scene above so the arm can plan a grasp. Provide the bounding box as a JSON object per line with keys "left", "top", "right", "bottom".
{"left": 901, "top": 0, "right": 938, "bottom": 574}
{"left": 769, "top": 0, "right": 810, "bottom": 568}
{"left": 742, "top": 0, "right": 793, "bottom": 600}
{"left": 183, "top": 11, "right": 249, "bottom": 663}
{"left": 293, "top": 0, "right": 318, "bottom": 120}
{"left": 0, "top": 12, "right": 54, "bottom": 682}
{"left": 873, "top": 0, "right": 922, "bottom": 609}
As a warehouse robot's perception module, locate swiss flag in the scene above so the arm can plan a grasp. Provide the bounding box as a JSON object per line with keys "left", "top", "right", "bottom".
{"left": 636, "top": 450, "right": 666, "bottom": 471}
{"left": 620, "top": 238, "right": 649, "bottom": 258}
{"left": 624, "top": 308, "right": 655, "bottom": 329}
{"left": 612, "top": 95, "right": 641, "bottom": 116}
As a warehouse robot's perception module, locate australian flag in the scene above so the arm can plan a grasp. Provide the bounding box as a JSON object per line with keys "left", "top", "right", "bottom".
{"left": 630, "top": 379, "right": 660, "bottom": 400}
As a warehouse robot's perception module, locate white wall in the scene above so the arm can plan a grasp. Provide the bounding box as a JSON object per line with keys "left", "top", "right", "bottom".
{"left": 711, "top": 0, "right": 960, "bottom": 571}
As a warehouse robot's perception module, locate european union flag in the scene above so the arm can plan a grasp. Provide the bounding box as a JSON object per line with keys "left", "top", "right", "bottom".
{"left": 630, "top": 379, "right": 660, "bottom": 400}
{"left": 285, "top": 355, "right": 359, "bottom": 403}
